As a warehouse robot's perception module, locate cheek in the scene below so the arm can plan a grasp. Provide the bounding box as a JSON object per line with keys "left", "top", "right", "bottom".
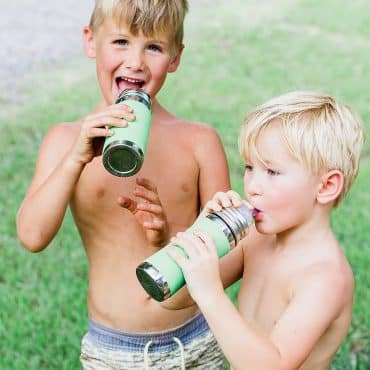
{"left": 150, "top": 58, "right": 171, "bottom": 77}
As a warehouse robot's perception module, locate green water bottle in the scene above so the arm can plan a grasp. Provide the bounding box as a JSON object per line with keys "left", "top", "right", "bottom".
{"left": 136, "top": 203, "right": 254, "bottom": 301}
{"left": 102, "top": 89, "right": 152, "bottom": 177}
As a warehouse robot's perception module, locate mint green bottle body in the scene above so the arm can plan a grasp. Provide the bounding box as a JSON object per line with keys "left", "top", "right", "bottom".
{"left": 102, "top": 89, "right": 152, "bottom": 177}
{"left": 136, "top": 203, "right": 254, "bottom": 301}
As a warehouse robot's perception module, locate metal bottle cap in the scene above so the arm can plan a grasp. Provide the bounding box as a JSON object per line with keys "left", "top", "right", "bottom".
{"left": 136, "top": 262, "right": 170, "bottom": 301}
{"left": 103, "top": 140, "right": 144, "bottom": 177}
{"left": 207, "top": 203, "right": 254, "bottom": 248}
{"left": 116, "top": 89, "right": 152, "bottom": 110}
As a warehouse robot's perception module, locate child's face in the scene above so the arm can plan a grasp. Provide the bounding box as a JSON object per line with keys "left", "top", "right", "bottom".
{"left": 243, "top": 125, "right": 321, "bottom": 235}
{"left": 85, "top": 18, "right": 182, "bottom": 105}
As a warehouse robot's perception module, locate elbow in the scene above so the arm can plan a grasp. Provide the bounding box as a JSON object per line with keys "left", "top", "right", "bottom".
{"left": 16, "top": 224, "right": 49, "bottom": 253}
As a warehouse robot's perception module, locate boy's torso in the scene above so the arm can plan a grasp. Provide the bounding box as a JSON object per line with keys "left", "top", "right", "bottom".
{"left": 238, "top": 237, "right": 353, "bottom": 370}
{"left": 63, "top": 115, "right": 208, "bottom": 332}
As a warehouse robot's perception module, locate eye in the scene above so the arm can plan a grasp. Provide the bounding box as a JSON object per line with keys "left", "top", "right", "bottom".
{"left": 244, "top": 164, "right": 253, "bottom": 172}
{"left": 267, "top": 168, "right": 279, "bottom": 176}
{"left": 113, "top": 39, "right": 128, "bottom": 46}
{"left": 147, "top": 43, "right": 163, "bottom": 52}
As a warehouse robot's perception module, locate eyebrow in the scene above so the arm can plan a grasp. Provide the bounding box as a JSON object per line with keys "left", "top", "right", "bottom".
{"left": 108, "top": 32, "right": 169, "bottom": 44}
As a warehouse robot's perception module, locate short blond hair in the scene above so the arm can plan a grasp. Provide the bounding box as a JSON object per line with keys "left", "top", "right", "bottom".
{"left": 239, "top": 91, "right": 365, "bottom": 205}
{"left": 89, "top": 0, "right": 188, "bottom": 53}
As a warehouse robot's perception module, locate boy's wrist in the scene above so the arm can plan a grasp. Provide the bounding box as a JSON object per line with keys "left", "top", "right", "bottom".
{"left": 64, "top": 153, "right": 86, "bottom": 174}
{"left": 195, "top": 285, "right": 226, "bottom": 312}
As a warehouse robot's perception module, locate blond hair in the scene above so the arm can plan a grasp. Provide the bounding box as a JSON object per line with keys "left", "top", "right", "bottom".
{"left": 239, "top": 91, "right": 365, "bottom": 205}
{"left": 89, "top": 0, "right": 188, "bottom": 53}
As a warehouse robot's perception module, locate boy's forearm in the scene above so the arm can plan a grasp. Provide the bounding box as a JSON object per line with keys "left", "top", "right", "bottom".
{"left": 17, "top": 155, "right": 84, "bottom": 252}
{"left": 198, "top": 292, "right": 283, "bottom": 370}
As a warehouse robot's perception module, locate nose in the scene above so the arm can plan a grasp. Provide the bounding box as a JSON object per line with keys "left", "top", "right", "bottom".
{"left": 244, "top": 172, "right": 262, "bottom": 198}
{"left": 125, "top": 48, "right": 144, "bottom": 71}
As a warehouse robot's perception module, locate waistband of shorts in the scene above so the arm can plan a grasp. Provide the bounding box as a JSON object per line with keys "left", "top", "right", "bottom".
{"left": 87, "top": 312, "right": 210, "bottom": 351}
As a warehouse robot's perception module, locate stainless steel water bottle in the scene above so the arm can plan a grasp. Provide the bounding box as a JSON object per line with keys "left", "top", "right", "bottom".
{"left": 136, "top": 203, "right": 254, "bottom": 301}
{"left": 102, "top": 89, "right": 152, "bottom": 177}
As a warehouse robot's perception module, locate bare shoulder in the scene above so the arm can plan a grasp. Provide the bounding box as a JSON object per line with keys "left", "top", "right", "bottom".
{"left": 293, "top": 247, "right": 354, "bottom": 308}
{"left": 33, "top": 120, "right": 81, "bottom": 172}
{"left": 38, "top": 120, "right": 80, "bottom": 157}
{"left": 165, "top": 117, "right": 222, "bottom": 144}
{"left": 43, "top": 120, "right": 80, "bottom": 146}
{"left": 175, "top": 119, "right": 225, "bottom": 157}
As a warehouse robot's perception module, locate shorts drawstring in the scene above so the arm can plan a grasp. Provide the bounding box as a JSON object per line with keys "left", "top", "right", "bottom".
{"left": 143, "top": 340, "right": 153, "bottom": 369}
{"left": 173, "top": 337, "right": 185, "bottom": 370}
{"left": 144, "top": 337, "right": 185, "bottom": 370}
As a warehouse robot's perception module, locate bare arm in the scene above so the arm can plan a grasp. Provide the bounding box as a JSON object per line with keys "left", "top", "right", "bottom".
{"left": 16, "top": 124, "right": 84, "bottom": 252}
{"left": 162, "top": 245, "right": 244, "bottom": 309}
{"left": 170, "top": 236, "right": 351, "bottom": 370}
{"left": 16, "top": 104, "right": 134, "bottom": 252}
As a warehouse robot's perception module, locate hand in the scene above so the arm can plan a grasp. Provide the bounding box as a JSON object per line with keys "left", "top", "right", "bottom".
{"left": 199, "top": 190, "right": 243, "bottom": 218}
{"left": 167, "top": 230, "right": 224, "bottom": 305}
{"left": 117, "top": 177, "right": 169, "bottom": 247}
{"left": 69, "top": 103, "right": 135, "bottom": 165}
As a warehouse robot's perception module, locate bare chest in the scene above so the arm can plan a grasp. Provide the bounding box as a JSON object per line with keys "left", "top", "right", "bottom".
{"left": 238, "top": 250, "right": 290, "bottom": 335}
{"left": 71, "top": 132, "right": 200, "bottom": 230}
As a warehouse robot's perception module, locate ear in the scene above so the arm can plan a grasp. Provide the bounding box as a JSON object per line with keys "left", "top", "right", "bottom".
{"left": 83, "top": 26, "right": 96, "bottom": 58}
{"left": 168, "top": 44, "right": 184, "bottom": 73}
{"left": 316, "top": 170, "right": 344, "bottom": 205}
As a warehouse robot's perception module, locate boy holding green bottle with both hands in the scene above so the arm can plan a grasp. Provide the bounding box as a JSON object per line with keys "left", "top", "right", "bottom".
{"left": 167, "top": 91, "right": 365, "bottom": 370}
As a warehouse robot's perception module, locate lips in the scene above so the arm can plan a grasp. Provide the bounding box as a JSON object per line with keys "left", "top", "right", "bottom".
{"left": 251, "top": 207, "right": 262, "bottom": 221}
{"left": 116, "top": 76, "right": 145, "bottom": 93}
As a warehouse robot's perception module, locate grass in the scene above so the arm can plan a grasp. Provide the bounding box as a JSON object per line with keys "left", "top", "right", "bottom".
{"left": 1, "top": 0, "right": 369, "bottom": 368}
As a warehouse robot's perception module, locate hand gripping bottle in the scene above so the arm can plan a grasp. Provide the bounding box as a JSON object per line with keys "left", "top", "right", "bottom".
{"left": 102, "top": 89, "right": 152, "bottom": 177}
{"left": 136, "top": 203, "right": 254, "bottom": 301}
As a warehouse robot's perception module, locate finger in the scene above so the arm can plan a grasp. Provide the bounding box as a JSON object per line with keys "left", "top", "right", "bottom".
{"left": 137, "top": 202, "right": 163, "bottom": 215}
{"left": 108, "top": 103, "right": 135, "bottom": 117}
{"left": 166, "top": 247, "right": 188, "bottom": 268}
{"left": 117, "top": 196, "right": 138, "bottom": 213}
{"left": 136, "top": 177, "right": 157, "bottom": 193}
{"left": 203, "top": 199, "right": 223, "bottom": 213}
{"left": 173, "top": 233, "right": 203, "bottom": 258}
{"left": 133, "top": 185, "right": 160, "bottom": 205}
{"left": 216, "top": 191, "right": 234, "bottom": 208}
{"left": 171, "top": 231, "right": 185, "bottom": 242}
{"left": 113, "top": 102, "right": 134, "bottom": 113}
{"left": 226, "top": 190, "right": 243, "bottom": 207}
{"left": 143, "top": 219, "right": 165, "bottom": 230}
{"left": 86, "top": 127, "right": 114, "bottom": 139}
{"left": 193, "top": 231, "right": 218, "bottom": 257}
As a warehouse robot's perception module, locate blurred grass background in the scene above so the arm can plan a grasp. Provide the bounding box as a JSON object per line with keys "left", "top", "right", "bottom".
{"left": 0, "top": 0, "right": 369, "bottom": 369}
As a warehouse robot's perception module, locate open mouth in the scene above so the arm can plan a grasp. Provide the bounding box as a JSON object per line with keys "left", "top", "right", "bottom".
{"left": 116, "top": 76, "right": 145, "bottom": 94}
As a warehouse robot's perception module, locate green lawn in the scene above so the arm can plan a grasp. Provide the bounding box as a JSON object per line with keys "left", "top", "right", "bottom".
{"left": 1, "top": 1, "right": 369, "bottom": 369}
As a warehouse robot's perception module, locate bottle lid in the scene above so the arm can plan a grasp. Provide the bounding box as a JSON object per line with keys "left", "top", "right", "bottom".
{"left": 102, "top": 140, "right": 144, "bottom": 177}
{"left": 210, "top": 203, "right": 254, "bottom": 246}
{"left": 136, "top": 262, "right": 170, "bottom": 302}
{"left": 116, "top": 89, "right": 152, "bottom": 111}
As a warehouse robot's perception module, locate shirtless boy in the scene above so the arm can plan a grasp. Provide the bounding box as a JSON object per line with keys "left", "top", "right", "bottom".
{"left": 16, "top": 1, "right": 230, "bottom": 368}
{"left": 169, "top": 91, "right": 365, "bottom": 369}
